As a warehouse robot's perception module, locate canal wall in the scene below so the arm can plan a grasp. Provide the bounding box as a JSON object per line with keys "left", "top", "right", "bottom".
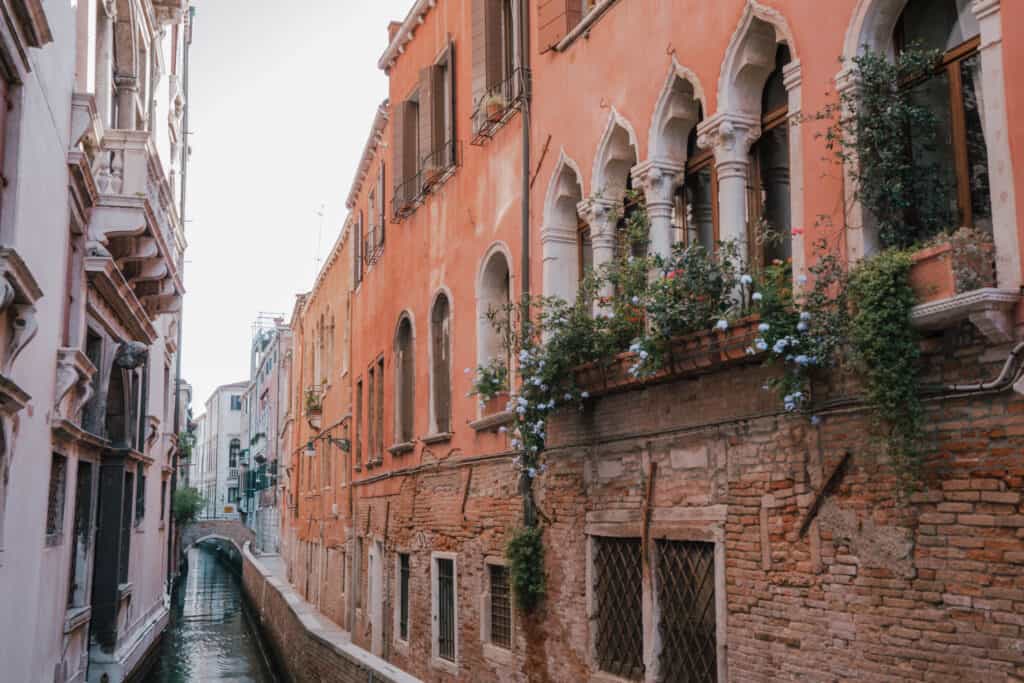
{"left": 241, "top": 543, "right": 421, "bottom": 683}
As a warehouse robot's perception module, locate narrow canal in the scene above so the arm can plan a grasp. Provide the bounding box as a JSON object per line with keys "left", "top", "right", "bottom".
{"left": 143, "top": 544, "right": 278, "bottom": 682}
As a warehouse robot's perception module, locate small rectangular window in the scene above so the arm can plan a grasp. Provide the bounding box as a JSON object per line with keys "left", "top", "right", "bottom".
{"left": 488, "top": 563, "right": 512, "bottom": 649}
{"left": 657, "top": 540, "right": 717, "bottom": 682}
{"left": 230, "top": 395, "right": 242, "bottom": 410}
{"left": 228, "top": 487, "right": 239, "bottom": 503}
{"left": 45, "top": 454, "right": 68, "bottom": 543}
{"left": 399, "top": 553, "right": 410, "bottom": 642}
{"left": 134, "top": 467, "right": 146, "bottom": 524}
{"left": 593, "top": 536, "right": 643, "bottom": 680}
{"left": 160, "top": 479, "right": 167, "bottom": 521}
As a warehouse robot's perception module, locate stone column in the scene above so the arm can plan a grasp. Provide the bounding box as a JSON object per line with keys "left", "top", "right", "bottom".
{"left": 698, "top": 112, "right": 760, "bottom": 268}
{"left": 96, "top": 0, "right": 116, "bottom": 127}
{"left": 577, "top": 197, "right": 619, "bottom": 302}
{"left": 632, "top": 159, "right": 684, "bottom": 262}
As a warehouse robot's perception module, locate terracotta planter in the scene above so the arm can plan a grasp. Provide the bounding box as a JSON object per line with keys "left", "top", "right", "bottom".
{"left": 715, "top": 316, "right": 761, "bottom": 361}
{"left": 482, "top": 392, "right": 509, "bottom": 416}
{"left": 485, "top": 100, "right": 505, "bottom": 123}
{"left": 909, "top": 239, "right": 994, "bottom": 304}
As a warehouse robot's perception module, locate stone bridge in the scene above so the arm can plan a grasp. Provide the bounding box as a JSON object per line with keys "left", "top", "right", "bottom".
{"left": 181, "top": 518, "right": 255, "bottom": 553}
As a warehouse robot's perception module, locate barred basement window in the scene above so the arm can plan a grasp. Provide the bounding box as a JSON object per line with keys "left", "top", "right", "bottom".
{"left": 436, "top": 556, "right": 457, "bottom": 662}
{"left": 488, "top": 563, "right": 512, "bottom": 649}
{"left": 45, "top": 454, "right": 68, "bottom": 544}
{"left": 657, "top": 540, "right": 717, "bottom": 683}
{"left": 398, "top": 553, "right": 410, "bottom": 641}
{"left": 593, "top": 536, "right": 643, "bottom": 680}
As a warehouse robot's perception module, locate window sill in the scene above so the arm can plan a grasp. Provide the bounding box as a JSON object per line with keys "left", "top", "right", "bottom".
{"left": 421, "top": 432, "right": 452, "bottom": 445}
{"left": 45, "top": 533, "right": 64, "bottom": 547}
{"left": 431, "top": 656, "right": 459, "bottom": 676}
{"left": 482, "top": 642, "right": 514, "bottom": 666}
{"left": 553, "top": 0, "right": 619, "bottom": 53}
{"left": 910, "top": 287, "right": 1019, "bottom": 344}
{"left": 387, "top": 442, "right": 415, "bottom": 456}
{"left": 64, "top": 606, "right": 91, "bottom": 634}
{"left": 117, "top": 583, "right": 133, "bottom": 601}
{"left": 590, "top": 672, "right": 639, "bottom": 683}
{"left": 469, "top": 410, "right": 514, "bottom": 433}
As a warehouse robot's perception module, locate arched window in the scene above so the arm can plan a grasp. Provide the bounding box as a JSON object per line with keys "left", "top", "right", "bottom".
{"left": 541, "top": 156, "right": 584, "bottom": 302}
{"left": 675, "top": 107, "right": 717, "bottom": 251}
{"left": 394, "top": 316, "right": 415, "bottom": 445}
{"left": 430, "top": 294, "right": 452, "bottom": 435}
{"left": 477, "top": 249, "right": 511, "bottom": 373}
{"left": 747, "top": 45, "right": 793, "bottom": 271}
{"left": 229, "top": 438, "right": 240, "bottom": 468}
{"left": 894, "top": 0, "right": 989, "bottom": 233}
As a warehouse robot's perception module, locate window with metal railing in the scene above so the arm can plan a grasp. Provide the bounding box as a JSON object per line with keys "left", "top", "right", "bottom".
{"left": 398, "top": 553, "right": 410, "bottom": 642}
{"left": 471, "top": 67, "right": 529, "bottom": 145}
{"left": 656, "top": 540, "right": 717, "bottom": 682}
{"left": 436, "top": 557, "right": 456, "bottom": 662}
{"left": 488, "top": 563, "right": 512, "bottom": 649}
{"left": 593, "top": 536, "right": 643, "bottom": 680}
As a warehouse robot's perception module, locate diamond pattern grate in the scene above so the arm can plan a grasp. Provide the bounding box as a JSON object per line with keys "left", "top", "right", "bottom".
{"left": 657, "top": 540, "right": 717, "bottom": 682}
{"left": 594, "top": 536, "right": 644, "bottom": 680}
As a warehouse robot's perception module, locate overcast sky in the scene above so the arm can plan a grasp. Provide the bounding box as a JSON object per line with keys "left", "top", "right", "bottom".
{"left": 182, "top": 0, "right": 411, "bottom": 410}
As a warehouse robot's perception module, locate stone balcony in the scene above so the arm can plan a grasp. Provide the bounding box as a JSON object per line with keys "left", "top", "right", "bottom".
{"left": 88, "top": 128, "right": 185, "bottom": 326}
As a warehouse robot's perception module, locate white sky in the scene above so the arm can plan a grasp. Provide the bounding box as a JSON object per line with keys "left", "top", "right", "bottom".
{"left": 182, "top": 0, "right": 411, "bottom": 408}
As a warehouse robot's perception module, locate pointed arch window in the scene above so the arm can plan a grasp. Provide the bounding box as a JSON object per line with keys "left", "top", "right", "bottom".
{"left": 894, "top": 0, "right": 989, "bottom": 235}
{"left": 747, "top": 44, "right": 793, "bottom": 272}
{"left": 394, "top": 316, "right": 415, "bottom": 445}
{"left": 674, "top": 107, "right": 718, "bottom": 251}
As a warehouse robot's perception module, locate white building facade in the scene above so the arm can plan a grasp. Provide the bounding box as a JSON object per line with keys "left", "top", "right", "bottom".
{"left": 195, "top": 380, "right": 247, "bottom": 521}
{"left": 0, "top": 1, "right": 192, "bottom": 682}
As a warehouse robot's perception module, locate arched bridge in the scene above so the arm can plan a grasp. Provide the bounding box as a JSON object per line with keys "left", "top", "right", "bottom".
{"left": 181, "top": 518, "right": 254, "bottom": 553}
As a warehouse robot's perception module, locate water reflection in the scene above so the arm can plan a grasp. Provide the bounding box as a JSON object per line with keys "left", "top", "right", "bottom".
{"left": 146, "top": 545, "right": 275, "bottom": 682}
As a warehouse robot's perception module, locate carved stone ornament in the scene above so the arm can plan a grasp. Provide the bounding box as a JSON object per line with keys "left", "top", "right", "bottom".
{"left": 114, "top": 341, "right": 148, "bottom": 369}
{"left": 696, "top": 113, "right": 761, "bottom": 162}
{"left": 54, "top": 348, "right": 98, "bottom": 421}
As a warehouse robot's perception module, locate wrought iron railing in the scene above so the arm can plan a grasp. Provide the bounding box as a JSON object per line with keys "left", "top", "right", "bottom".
{"left": 391, "top": 139, "right": 463, "bottom": 223}
{"left": 471, "top": 67, "right": 530, "bottom": 146}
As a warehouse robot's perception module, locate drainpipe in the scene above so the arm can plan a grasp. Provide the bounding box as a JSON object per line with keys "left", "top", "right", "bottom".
{"left": 167, "top": 4, "right": 194, "bottom": 589}
{"left": 518, "top": 0, "right": 538, "bottom": 529}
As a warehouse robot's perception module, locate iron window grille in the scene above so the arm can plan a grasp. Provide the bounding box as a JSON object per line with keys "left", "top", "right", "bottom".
{"left": 470, "top": 67, "right": 530, "bottom": 146}
{"left": 391, "top": 140, "right": 463, "bottom": 224}
{"left": 594, "top": 536, "right": 644, "bottom": 681}
{"left": 399, "top": 553, "right": 410, "bottom": 641}
{"left": 489, "top": 564, "right": 512, "bottom": 649}
{"left": 437, "top": 557, "right": 456, "bottom": 662}
{"left": 45, "top": 454, "right": 68, "bottom": 544}
{"left": 657, "top": 540, "right": 717, "bottom": 683}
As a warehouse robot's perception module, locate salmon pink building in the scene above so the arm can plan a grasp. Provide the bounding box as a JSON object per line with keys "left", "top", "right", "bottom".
{"left": 271, "top": 1, "right": 1024, "bottom": 681}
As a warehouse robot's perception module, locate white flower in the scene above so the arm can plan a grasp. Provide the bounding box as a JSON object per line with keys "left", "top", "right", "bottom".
{"left": 631, "top": 296, "right": 640, "bottom": 305}
{"left": 797, "top": 275, "right": 808, "bottom": 285}
{"left": 755, "top": 339, "right": 769, "bottom": 351}
{"left": 746, "top": 346, "right": 756, "bottom": 356}
{"left": 810, "top": 415, "right": 822, "bottom": 426}
{"left": 752, "top": 292, "right": 763, "bottom": 302}
{"left": 498, "top": 426, "right": 508, "bottom": 433}
{"left": 464, "top": 367, "right": 471, "bottom": 374}
{"left": 741, "top": 274, "right": 753, "bottom": 285}
{"left": 758, "top": 323, "right": 770, "bottom": 333}
{"left": 564, "top": 393, "right": 573, "bottom": 401}
{"left": 797, "top": 321, "right": 808, "bottom": 332}
{"left": 800, "top": 311, "right": 812, "bottom": 321}
{"left": 639, "top": 350, "right": 649, "bottom": 360}
{"left": 527, "top": 467, "right": 537, "bottom": 479}
{"left": 581, "top": 391, "right": 590, "bottom": 399}
{"left": 715, "top": 319, "right": 729, "bottom": 331}
{"left": 510, "top": 439, "right": 521, "bottom": 449}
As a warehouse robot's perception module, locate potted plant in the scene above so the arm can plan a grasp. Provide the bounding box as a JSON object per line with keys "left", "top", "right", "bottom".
{"left": 469, "top": 359, "right": 509, "bottom": 415}
{"left": 304, "top": 387, "right": 323, "bottom": 429}
{"left": 483, "top": 92, "right": 506, "bottom": 123}
{"left": 908, "top": 227, "right": 994, "bottom": 304}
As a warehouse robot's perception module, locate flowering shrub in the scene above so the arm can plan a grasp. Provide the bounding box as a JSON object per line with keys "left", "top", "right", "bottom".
{"left": 507, "top": 526, "right": 545, "bottom": 612}
{"left": 468, "top": 358, "right": 509, "bottom": 403}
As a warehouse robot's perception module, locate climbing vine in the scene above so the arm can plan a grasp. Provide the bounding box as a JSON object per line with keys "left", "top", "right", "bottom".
{"left": 507, "top": 526, "right": 546, "bottom": 612}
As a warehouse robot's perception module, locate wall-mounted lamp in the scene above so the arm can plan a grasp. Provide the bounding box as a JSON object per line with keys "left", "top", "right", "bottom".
{"left": 304, "top": 441, "right": 316, "bottom": 457}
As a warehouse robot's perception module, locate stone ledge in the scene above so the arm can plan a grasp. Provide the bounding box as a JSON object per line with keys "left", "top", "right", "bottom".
{"left": 911, "top": 288, "right": 1020, "bottom": 343}
{"left": 469, "top": 410, "right": 515, "bottom": 432}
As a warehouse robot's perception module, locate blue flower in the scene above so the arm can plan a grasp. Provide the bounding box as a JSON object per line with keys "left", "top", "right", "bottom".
{"left": 810, "top": 415, "right": 822, "bottom": 426}
{"left": 797, "top": 321, "right": 808, "bottom": 332}
{"left": 752, "top": 292, "right": 763, "bottom": 302}
{"left": 797, "top": 275, "right": 808, "bottom": 285}
{"left": 755, "top": 339, "right": 769, "bottom": 351}
{"left": 741, "top": 274, "right": 753, "bottom": 285}
{"left": 631, "top": 296, "right": 640, "bottom": 305}
{"left": 715, "top": 319, "right": 729, "bottom": 331}
{"left": 758, "top": 323, "right": 770, "bottom": 333}
{"left": 800, "top": 311, "right": 812, "bottom": 321}
{"left": 527, "top": 467, "right": 537, "bottom": 479}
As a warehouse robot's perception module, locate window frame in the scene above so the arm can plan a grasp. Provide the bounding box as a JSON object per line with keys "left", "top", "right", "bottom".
{"left": 431, "top": 551, "right": 459, "bottom": 672}
{"left": 45, "top": 453, "right": 69, "bottom": 546}
{"left": 481, "top": 556, "right": 514, "bottom": 660}
{"left": 394, "top": 551, "right": 412, "bottom": 647}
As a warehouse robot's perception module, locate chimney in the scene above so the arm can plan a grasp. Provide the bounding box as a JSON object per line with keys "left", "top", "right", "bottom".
{"left": 387, "top": 20, "right": 403, "bottom": 43}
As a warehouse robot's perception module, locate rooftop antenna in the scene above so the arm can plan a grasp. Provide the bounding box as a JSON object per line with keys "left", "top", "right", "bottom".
{"left": 313, "top": 203, "right": 325, "bottom": 277}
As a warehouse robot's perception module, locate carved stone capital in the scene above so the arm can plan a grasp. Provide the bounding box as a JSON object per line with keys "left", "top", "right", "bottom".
{"left": 696, "top": 112, "right": 760, "bottom": 165}
{"left": 577, "top": 197, "right": 619, "bottom": 237}
{"left": 630, "top": 159, "right": 684, "bottom": 206}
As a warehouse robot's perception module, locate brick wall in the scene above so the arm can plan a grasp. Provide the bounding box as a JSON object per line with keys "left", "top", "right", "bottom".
{"left": 332, "top": 330, "right": 1024, "bottom": 682}
{"left": 241, "top": 544, "right": 420, "bottom": 683}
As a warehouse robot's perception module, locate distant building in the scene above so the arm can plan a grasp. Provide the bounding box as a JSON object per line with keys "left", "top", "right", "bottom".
{"left": 195, "top": 381, "right": 248, "bottom": 520}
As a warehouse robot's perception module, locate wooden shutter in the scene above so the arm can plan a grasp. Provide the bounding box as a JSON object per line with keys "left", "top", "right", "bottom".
{"left": 472, "top": 0, "right": 504, "bottom": 110}
{"left": 446, "top": 41, "right": 456, "bottom": 166}
{"left": 392, "top": 101, "right": 405, "bottom": 209}
{"left": 419, "top": 65, "right": 439, "bottom": 180}
{"left": 402, "top": 100, "right": 418, "bottom": 198}
{"left": 539, "top": 0, "right": 582, "bottom": 49}
{"left": 353, "top": 216, "right": 362, "bottom": 284}
{"left": 377, "top": 162, "right": 386, "bottom": 244}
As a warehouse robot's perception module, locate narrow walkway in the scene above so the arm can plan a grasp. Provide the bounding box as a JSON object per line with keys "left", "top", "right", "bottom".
{"left": 243, "top": 545, "right": 422, "bottom": 683}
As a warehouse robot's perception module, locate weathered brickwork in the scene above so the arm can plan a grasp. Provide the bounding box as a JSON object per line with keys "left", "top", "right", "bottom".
{"left": 303, "top": 331, "right": 1024, "bottom": 682}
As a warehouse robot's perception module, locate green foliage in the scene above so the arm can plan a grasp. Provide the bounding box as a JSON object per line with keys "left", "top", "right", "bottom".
{"left": 172, "top": 487, "right": 204, "bottom": 525}
{"left": 507, "top": 526, "right": 545, "bottom": 612}
{"left": 823, "top": 46, "right": 955, "bottom": 249}
{"left": 847, "top": 249, "right": 923, "bottom": 478}
{"left": 469, "top": 357, "right": 509, "bottom": 401}
{"left": 304, "top": 387, "right": 323, "bottom": 413}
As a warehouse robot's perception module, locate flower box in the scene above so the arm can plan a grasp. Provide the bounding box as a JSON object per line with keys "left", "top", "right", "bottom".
{"left": 909, "top": 232, "right": 994, "bottom": 305}
{"left": 482, "top": 392, "right": 509, "bottom": 416}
